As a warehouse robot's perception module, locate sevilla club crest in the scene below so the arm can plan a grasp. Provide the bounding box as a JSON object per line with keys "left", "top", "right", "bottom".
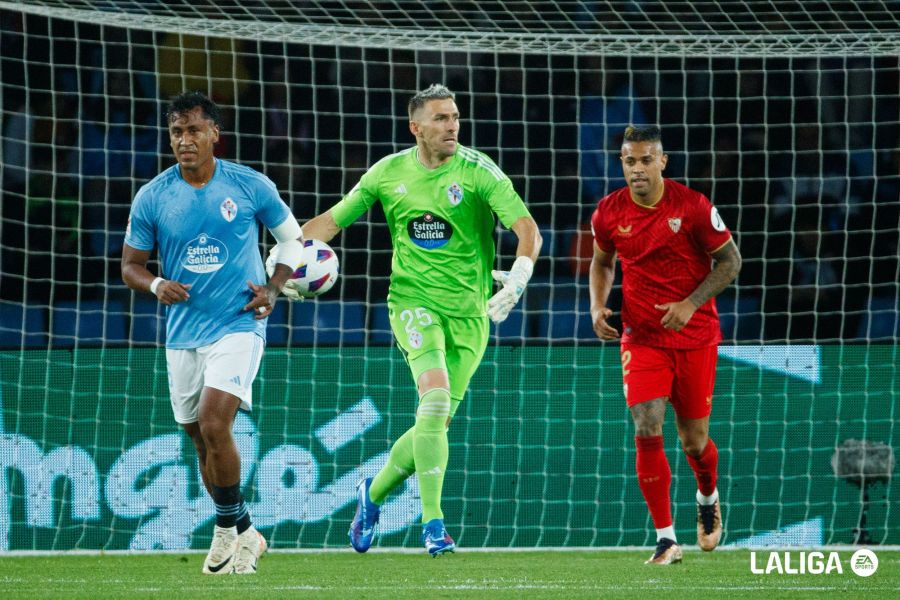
{"left": 668, "top": 217, "right": 682, "bottom": 233}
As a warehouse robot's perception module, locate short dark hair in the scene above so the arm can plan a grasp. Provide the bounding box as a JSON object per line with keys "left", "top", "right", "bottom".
{"left": 166, "top": 91, "right": 221, "bottom": 126}
{"left": 408, "top": 84, "right": 455, "bottom": 119}
{"left": 623, "top": 125, "right": 662, "bottom": 144}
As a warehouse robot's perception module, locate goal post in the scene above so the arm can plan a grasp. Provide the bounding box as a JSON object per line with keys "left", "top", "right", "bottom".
{"left": 0, "top": 1, "right": 898, "bottom": 551}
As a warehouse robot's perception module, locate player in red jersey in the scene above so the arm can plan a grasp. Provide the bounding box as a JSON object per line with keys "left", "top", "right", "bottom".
{"left": 589, "top": 126, "right": 742, "bottom": 565}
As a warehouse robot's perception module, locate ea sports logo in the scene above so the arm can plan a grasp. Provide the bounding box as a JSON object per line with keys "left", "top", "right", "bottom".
{"left": 850, "top": 549, "right": 878, "bottom": 577}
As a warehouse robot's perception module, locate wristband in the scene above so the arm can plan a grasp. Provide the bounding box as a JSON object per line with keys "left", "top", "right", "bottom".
{"left": 273, "top": 239, "right": 305, "bottom": 270}
{"left": 149, "top": 277, "right": 164, "bottom": 295}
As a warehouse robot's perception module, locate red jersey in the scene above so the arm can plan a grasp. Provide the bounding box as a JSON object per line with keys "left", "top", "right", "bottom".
{"left": 591, "top": 179, "right": 732, "bottom": 349}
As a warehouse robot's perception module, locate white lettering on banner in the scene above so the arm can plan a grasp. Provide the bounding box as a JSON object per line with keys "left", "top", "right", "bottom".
{"left": 0, "top": 435, "right": 101, "bottom": 529}
{"left": 0, "top": 404, "right": 419, "bottom": 550}
{"left": 750, "top": 551, "right": 843, "bottom": 575}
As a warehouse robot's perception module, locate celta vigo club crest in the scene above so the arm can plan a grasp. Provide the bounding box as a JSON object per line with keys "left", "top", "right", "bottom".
{"left": 220, "top": 197, "right": 238, "bottom": 222}
{"left": 668, "top": 217, "right": 682, "bottom": 233}
{"left": 447, "top": 182, "right": 463, "bottom": 206}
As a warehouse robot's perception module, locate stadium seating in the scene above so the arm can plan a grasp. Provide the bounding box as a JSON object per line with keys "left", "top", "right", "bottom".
{"left": 51, "top": 300, "right": 126, "bottom": 347}
{"left": 492, "top": 305, "right": 529, "bottom": 340}
{"left": 290, "top": 300, "right": 365, "bottom": 344}
{"left": 264, "top": 301, "right": 291, "bottom": 345}
{"left": 258, "top": 301, "right": 368, "bottom": 345}
{"left": 369, "top": 303, "right": 394, "bottom": 344}
{"left": 128, "top": 300, "right": 165, "bottom": 344}
{"left": 534, "top": 292, "right": 595, "bottom": 341}
{"left": 716, "top": 294, "right": 762, "bottom": 342}
{"left": 0, "top": 303, "right": 48, "bottom": 348}
{"left": 856, "top": 295, "right": 900, "bottom": 340}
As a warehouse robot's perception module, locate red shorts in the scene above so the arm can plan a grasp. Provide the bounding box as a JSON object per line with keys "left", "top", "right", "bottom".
{"left": 620, "top": 343, "right": 718, "bottom": 419}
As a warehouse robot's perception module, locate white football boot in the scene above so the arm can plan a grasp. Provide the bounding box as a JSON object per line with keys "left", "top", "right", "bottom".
{"left": 202, "top": 525, "right": 239, "bottom": 575}
{"left": 232, "top": 526, "right": 267, "bottom": 574}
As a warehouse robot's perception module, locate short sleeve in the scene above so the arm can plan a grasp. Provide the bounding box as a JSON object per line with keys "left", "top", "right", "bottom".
{"left": 475, "top": 154, "right": 531, "bottom": 228}
{"left": 591, "top": 202, "right": 614, "bottom": 254}
{"left": 124, "top": 186, "right": 156, "bottom": 251}
{"left": 253, "top": 173, "right": 292, "bottom": 229}
{"left": 331, "top": 167, "right": 380, "bottom": 228}
{"left": 691, "top": 193, "right": 732, "bottom": 253}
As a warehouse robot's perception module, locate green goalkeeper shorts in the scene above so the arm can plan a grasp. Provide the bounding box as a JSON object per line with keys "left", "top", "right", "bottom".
{"left": 388, "top": 303, "right": 489, "bottom": 401}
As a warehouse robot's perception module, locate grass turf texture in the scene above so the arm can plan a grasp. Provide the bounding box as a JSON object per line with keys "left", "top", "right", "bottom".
{"left": 1, "top": 550, "right": 897, "bottom": 599}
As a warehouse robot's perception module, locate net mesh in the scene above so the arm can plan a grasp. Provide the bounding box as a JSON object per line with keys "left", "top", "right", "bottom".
{"left": 0, "top": 0, "right": 898, "bottom": 551}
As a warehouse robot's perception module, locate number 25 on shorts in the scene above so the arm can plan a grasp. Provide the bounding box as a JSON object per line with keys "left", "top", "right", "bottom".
{"left": 400, "top": 307, "right": 433, "bottom": 332}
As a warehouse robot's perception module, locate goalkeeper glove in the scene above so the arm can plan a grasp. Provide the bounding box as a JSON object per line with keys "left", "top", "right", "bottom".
{"left": 487, "top": 256, "right": 534, "bottom": 324}
{"left": 265, "top": 247, "right": 305, "bottom": 302}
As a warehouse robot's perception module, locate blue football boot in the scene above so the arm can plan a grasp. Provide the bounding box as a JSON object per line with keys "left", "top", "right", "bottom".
{"left": 422, "top": 518, "right": 456, "bottom": 557}
{"left": 348, "top": 478, "right": 380, "bottom": 553}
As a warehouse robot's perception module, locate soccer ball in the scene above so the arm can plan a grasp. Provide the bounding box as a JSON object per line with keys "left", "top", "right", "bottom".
{"left": 266, "top": 239, "right": 339, "bottom": 300}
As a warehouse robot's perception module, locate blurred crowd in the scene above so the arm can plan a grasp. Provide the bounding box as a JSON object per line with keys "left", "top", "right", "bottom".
{"left": 1, "top": 11, "right": 897, "bottom": 342}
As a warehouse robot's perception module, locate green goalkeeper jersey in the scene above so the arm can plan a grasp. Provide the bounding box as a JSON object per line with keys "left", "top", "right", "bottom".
{"left": 331, "top": 145, "right": 533, "bottom": 317}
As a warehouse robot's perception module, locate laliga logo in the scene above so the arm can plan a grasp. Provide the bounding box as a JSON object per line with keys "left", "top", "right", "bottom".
{"left": 750, "top": 549, "right": 879, "bottom": 576}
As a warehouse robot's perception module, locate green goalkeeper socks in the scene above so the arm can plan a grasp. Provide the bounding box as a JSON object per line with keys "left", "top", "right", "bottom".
{"left": 368, "top": 387, "right": 452, "bottom": 521}
{"left": 369, "top": 426, "right": 415, "bottom": 505}
{"left": 413, "top": 388, "right": 451, "bottom": 522}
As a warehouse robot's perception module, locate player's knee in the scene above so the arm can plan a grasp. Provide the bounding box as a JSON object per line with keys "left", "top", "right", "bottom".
{"left": 198, "top": 417, "right": 232, "bottom": 448}
{"left": 415, "top": 360, "right": 449, "bottom": 393}
{"left": 182, "top": 423, "right": 204, "bottom": 448}
{"left": 416, "top": 387, "right": 451, "bottom": 433}
{"left": 632, "top": 411, "right": 664, "bottom": 438}
{"left": 635, "top": 424, "right": 663, "bottom": 438}
{"left": 682, "top": 437, "right": 708, "bottom": 458}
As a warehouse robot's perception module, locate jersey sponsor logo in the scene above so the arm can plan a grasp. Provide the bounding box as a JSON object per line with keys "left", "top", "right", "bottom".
{"left": 668, "top": 217, "right": 682, "bottom": 233}
{"left": 407, "top": 213, "right": 453, "bottom": 249}
{"left": 220, "top": 197, "right": 238, "bottom": 222}
{"left": 182, "top": 233, "right": 229, "bottom": 273}
{"left": 616, "top": 224, "right": 633, "bottom": 237}
{"left": 394, "top": 184, "right": 407, "bottom": 195}
{"left": 447, "top": 182, "right": 464, "bottom": 206}
{"left": 710, "top": 206, "right": 727, "bottom": 232}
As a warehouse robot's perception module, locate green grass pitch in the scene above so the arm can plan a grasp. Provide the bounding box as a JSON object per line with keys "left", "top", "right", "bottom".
{"left": 2, "top": 549, "right": 897, "bottom": 599}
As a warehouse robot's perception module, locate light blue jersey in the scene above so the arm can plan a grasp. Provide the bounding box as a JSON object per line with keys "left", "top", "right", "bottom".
{"left": 125, "top": 159, "right": 292, "bottom": 349}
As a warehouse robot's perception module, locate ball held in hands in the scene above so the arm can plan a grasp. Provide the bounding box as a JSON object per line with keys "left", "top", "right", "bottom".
{"left": 266, "top": 239, "right": 339, "bottom": 300}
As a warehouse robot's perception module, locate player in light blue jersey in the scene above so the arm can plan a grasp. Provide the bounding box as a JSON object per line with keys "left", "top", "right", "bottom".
{"left": 122, "top": 92, "right": 305, "bottom": 575}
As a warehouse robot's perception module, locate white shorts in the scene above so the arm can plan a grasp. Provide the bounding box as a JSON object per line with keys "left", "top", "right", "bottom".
{"left": 165, "top": 332, "right": 264, "bottom": 424}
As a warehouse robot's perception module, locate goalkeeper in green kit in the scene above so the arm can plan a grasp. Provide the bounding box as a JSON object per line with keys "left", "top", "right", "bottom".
{"left": 302, "top": 84, "right": 542, "bottom": 556}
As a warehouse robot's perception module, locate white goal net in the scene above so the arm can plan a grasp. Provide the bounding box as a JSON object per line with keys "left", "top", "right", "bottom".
{"left": 0, "top": 0, "right": 898, "bottom": 551}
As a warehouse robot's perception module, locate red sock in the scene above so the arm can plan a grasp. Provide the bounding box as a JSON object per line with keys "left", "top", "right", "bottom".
{"left": 635, "top": 435, "right": 672, "bottom": 529}
{"left": 686, "top": 437, "right": 719, "bottom": 497}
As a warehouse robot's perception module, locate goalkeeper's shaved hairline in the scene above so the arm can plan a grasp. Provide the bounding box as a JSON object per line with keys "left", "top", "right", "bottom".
{"left": 408, "top": 84, "right": 456, "bottom": 119}
{"left": 623, "top": 125, "right": 663, "bottom": 146}
{"left": 166, "top": 91, "right": 222, "bottom": 126}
